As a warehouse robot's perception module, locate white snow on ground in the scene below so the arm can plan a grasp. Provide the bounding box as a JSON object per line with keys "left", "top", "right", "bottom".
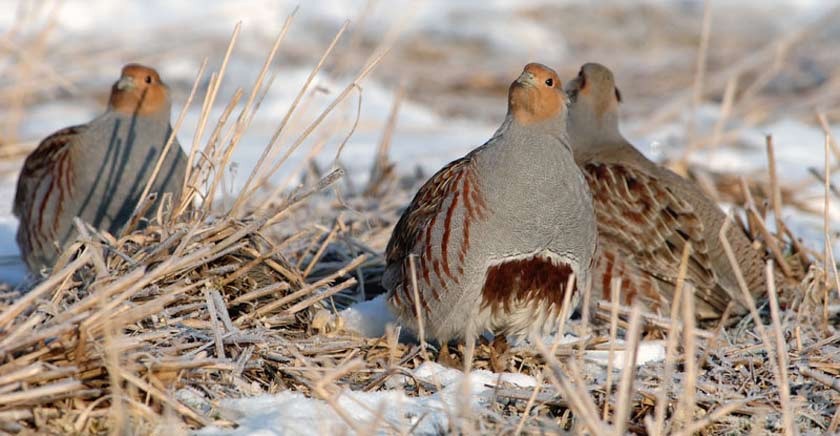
{"left": 197, "top": 347, "right": 666, "bottom": 435}
{"left": 338, "top": 293, "right": 396, "bottom": 338}
{"left": 197, "top": 361, "right": 538, "bottom": 436}
{"left": 585, "top": 340, "right": 668, "bottom": 370}
{"left": 198, "top": 390, "right": 439, "bottom": 436}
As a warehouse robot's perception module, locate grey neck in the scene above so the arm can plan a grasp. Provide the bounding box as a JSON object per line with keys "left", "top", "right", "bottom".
{"left": 99, "top": 107, "right": 171, "bottom": 135}
{"left": 568, "top": 106, "right": 624, "bottom": 154}
{"left": 501, "top": 114, "right": 572, "bottom": 150}
{"left": 83, "top": 109, "right": 173, "bottom": 162}
{"left": 487, "top": 114, "right": 575, "bottom": 176}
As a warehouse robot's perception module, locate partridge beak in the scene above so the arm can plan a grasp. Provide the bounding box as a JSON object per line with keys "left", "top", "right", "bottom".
{"left": 116, "top": 77, "right": 136, "bottom": 91}
{"left": 515, "top": 71, "right": 537, "bottom": 88}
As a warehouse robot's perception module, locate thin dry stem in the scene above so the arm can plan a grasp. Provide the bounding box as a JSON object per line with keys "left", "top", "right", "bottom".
{"left": 766, "top": 261, "right": 795, "bottom": 436}
{"left": 651, "top": 241, "right": 692, "bottom": 436}
{"left": 613, "top": 305, "right": 642, "bottom": 436}
{"left": 408, "top": 254, "right": 428, "bottom": 362}
{"left": 603, "top": 277, "right": 621, "bottom": 421}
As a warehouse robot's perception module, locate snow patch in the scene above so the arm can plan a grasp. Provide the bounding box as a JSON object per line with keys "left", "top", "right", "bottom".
{"left": 338, "top": 293, "right": 396, "bottom": 338}
{"left": 198, "top": 361, "right": 537, "bottom": 435}
{"left": 584, "top": 340, "right": 667, "bottom": 369}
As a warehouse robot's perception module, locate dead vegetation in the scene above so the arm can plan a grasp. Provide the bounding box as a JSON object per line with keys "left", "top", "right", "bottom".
{"left": 1, "top": 3, "right": 840, "bottom": 435}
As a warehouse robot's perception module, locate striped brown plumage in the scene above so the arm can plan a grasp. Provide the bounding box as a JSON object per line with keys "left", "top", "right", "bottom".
{"left": 593, "top": 245, "right": 665, "bottom": 310}
{"left": 386, "top": 154, "right": 488, "bottom": 314}
{"left": 15, "top": 126, "right": 85, "bottom": 265}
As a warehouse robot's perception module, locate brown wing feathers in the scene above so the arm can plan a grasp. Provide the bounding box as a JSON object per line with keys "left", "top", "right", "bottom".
{"left": 584, "top": 162, "right": 732, "bottom": 312}
{"left": 14, "top": 126, "right": 85, "bottom": 257}
{"left": 386, "top": 156, "right": 487, "bottom": 314}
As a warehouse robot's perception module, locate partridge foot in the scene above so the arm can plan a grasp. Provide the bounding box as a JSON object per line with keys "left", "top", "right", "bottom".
{"left": 437, "top": 343, "right": 461, "bottom": 369}
{"left": 489, "top": 335, "right": 510, "bottom": 373}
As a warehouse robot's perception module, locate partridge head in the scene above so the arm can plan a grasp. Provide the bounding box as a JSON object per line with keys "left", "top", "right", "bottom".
{"left": 108, "top": 63, "right": 172, "bottom": 116}
{"left": 14, "top": 63, "right": 187, "bottom": 275}
{"left": 508, "top": 62, "right": 566, "bottom": 125}
{"left": 565, "top": 62, "right": 625, "bottom": 154}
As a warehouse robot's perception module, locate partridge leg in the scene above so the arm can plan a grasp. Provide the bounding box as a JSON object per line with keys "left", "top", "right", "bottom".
{"left": 489, "top": 335, "right": 510, "bottom": 373}
{"left": 437, "top": 342, "right": 461, "bottom": 369}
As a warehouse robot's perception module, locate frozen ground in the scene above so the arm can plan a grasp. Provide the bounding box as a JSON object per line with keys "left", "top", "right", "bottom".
{"left": 2, "top": 1, "right": 840, "bottom": 432}
{"left": 197, "top": 361, "right": 540, "bottom": 436}
{"left": 196, "top": 349, "right": 669, "bottom": 436}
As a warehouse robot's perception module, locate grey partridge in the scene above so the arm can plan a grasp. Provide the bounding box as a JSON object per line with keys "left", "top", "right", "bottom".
{"left": 14, "top": 64, "right": 187, "bottom": 274}
{"left": 384, "top": 63, "right": 597, "bottom": 345}
{"left": 565, "top": 62, "right": 766, "bottom": 319}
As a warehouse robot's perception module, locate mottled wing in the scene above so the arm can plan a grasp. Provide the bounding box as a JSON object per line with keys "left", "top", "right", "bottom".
{"left": 14, "top": 125, "right": 85, "bottom": 259}
{"left": 584, "top": 162, "right": 728, "bottom": 311}
{"left": 386, "top": 157, "right": 471, "bottom": 264}
{"left": 593, "top": 244, "right": 669, "bottom": 313}
{"left": 384, "top": 154, "right": 487, "bottom": 310}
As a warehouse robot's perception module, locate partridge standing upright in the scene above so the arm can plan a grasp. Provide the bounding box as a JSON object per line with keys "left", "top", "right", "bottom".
{"left": 564, "top": 62, "right": 766, "bottom": 319}
{"left": 14, "top": 64, "right": 187, "bottom": 274}
{"left": 384, "top": 63, "right": 597, "bottom": 345}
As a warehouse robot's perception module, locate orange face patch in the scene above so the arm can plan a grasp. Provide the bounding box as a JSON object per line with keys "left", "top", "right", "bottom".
{"left": 508, "top": 63, "right": 566, "bottom": 125}
{"left": 108, "top": 64, "right": 170, "bottom": 116}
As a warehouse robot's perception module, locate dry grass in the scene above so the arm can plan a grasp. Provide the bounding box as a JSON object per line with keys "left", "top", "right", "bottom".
{"left": 1, "top": 4, "right": 840, "bottom": 436}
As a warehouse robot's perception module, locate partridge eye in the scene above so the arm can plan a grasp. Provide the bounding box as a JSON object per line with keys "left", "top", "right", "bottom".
{"left": 145, "top": 76, "right": 152, "bottom": 84}
{"left": 545, "top": 78, "right": 554, "bottom": 87}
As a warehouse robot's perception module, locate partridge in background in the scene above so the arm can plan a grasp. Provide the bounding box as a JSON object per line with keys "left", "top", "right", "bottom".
{"left": 384, "top": 63, "right": 597, "bottom": 345}
{"left": 565, "top": 62, "right": 766, "bottom": 319}
{"left": 14, "top": 64, "right": 187, "bottom": 274}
